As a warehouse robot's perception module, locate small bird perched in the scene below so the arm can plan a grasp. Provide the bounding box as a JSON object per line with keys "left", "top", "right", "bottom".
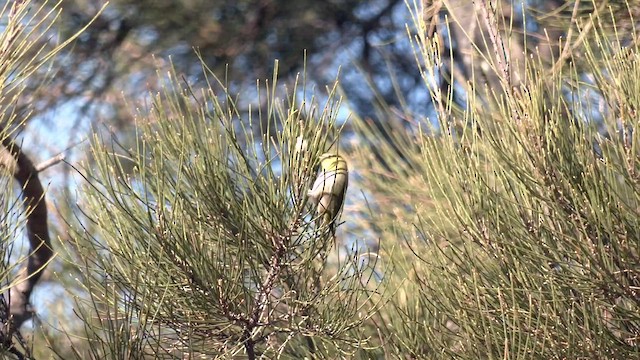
{"left": 307, "top": 153, "right": 349, "bottom": 235}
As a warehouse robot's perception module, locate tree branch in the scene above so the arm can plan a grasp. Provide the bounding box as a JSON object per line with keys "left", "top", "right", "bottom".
{"left": 478, "top": 0, "right": 511, "bottom": 89}
{"left": 1, "top": 136, "right": 53, "bottom": 329}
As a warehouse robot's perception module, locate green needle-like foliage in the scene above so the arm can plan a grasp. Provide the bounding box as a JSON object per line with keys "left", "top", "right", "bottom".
{"left": 5, "top": 1, "right": 640, "bottom": 359}
{"left": 67, "top": 63, "right": 385, "bottom": 358}
{"left": 350, "top": 2, "right": 640, "bottom": 359}
{"left": 0, "top": 1, "right": 104, "bottom": 357}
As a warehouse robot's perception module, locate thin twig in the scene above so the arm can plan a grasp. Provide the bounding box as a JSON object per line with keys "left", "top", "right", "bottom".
{"left": 550, "top": 0, "right": 603, "bottom": 75}
{"left": 478, "top": 0, "right": 511, "bottom": 88}
{"left": 35, "top": 153, "right": 65, "bottom": 172}
{"left": 243, "top": 232, "right": 288, "bottom": 359}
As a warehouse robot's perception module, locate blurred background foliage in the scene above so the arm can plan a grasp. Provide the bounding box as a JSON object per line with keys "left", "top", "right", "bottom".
{"left": 0, "top": 0, "right": 638, "bottom": 358}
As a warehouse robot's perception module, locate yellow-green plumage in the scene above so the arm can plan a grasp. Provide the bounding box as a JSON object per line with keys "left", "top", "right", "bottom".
{"left": 307, "top": 153, "right": 349, "bottom": 235}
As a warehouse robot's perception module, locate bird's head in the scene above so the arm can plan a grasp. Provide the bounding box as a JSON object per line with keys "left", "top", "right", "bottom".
{"left": 318, "top": 153, "right": 348, "bottom": 173}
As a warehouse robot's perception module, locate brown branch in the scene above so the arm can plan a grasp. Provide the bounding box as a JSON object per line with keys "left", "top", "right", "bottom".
{"left": 1, "top": 136, "right": 53, "bottom": 329}
{"left": 242, "top": 233, "right": 287, "bottom": 359}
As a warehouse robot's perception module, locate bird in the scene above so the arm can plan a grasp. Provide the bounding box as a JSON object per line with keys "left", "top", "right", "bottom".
{"left": 307, "top": 153, "right": 349, "bottom": 235}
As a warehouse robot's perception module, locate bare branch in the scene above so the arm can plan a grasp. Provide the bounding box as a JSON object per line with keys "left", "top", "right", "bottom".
{"left": 35, "top": 153, "right": 65, "bottom": 172}
{"left": 1, "top": 136, "right": 53, "bottom": 329}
